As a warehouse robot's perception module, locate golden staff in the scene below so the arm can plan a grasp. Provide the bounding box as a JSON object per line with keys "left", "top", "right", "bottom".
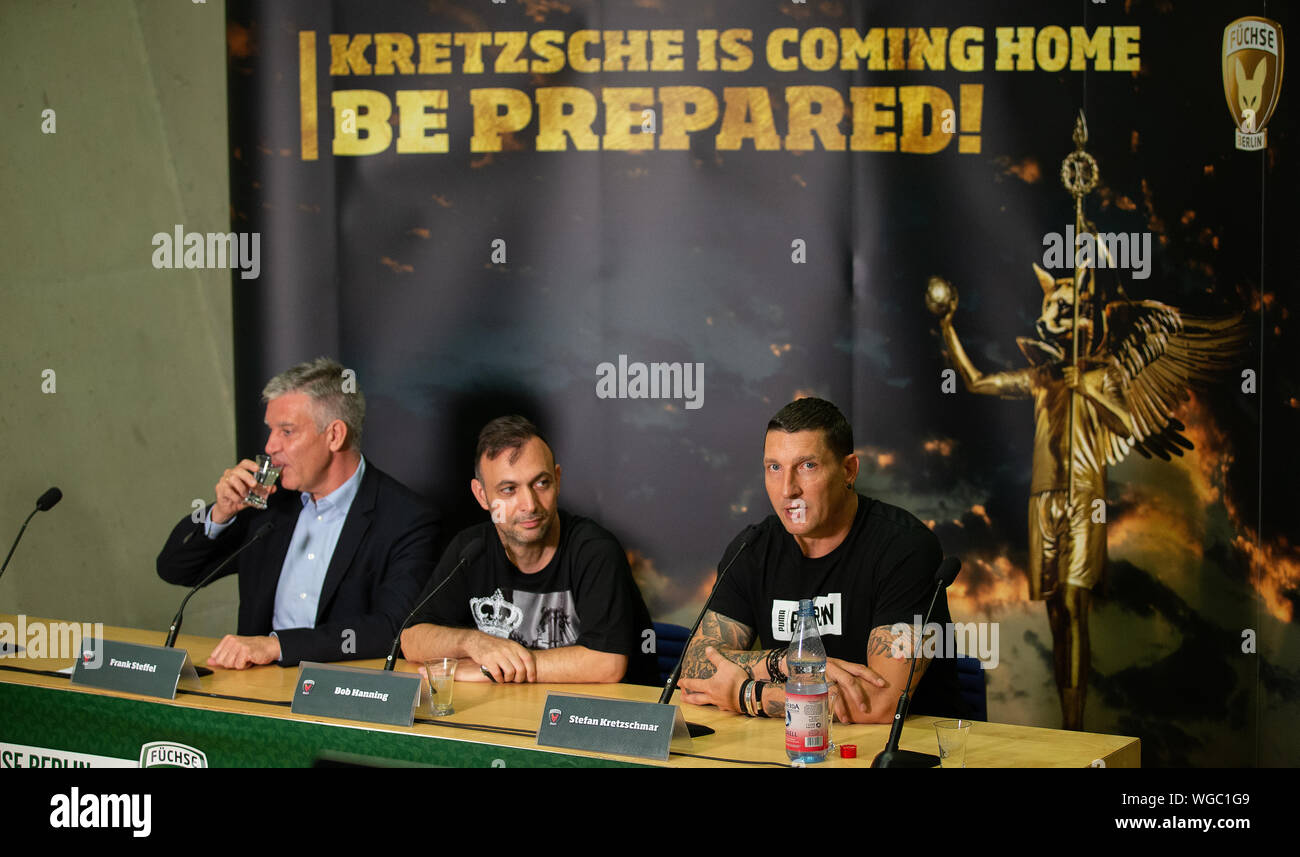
{"left": 1060, "top": 110, "right": 1099, "bottom": 506}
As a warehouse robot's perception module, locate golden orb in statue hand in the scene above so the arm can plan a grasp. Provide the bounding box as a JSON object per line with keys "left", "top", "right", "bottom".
{"left": 925, "top": 276, "right": 958, "bottom": 317}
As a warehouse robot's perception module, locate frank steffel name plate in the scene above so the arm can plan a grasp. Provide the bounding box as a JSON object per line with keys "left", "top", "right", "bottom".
{"left": 70, "top": 639, "right": 198, "bottom": 700}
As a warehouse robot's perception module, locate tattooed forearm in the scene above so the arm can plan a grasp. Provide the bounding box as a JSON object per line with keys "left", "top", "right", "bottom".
{"left": 866, "top": 625, "right": 898, "bottom": 658}
{"left": 682, "top": 610, "right": 756, "bottom": 679}
{"left": 867, "top": 623, "right": 931, "bottom": 687}
{"left": 761, "top": 684, "right": 785, "bottom": 718}
{"left": 729, "top": 650, "right": 768, "bottom": 677}
{"left": 680, "top": 641, "right": 718, "bottom": 678}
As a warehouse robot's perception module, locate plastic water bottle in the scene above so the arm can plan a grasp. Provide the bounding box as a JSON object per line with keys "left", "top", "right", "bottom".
{"left": 785, "top": 598, "right": 829, "bottom": 763}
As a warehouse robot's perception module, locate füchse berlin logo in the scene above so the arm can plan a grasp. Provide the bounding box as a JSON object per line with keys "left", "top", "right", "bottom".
{"left": 1222, "top": 16, "right": 1284, "bottom": 151}
{"left": 302, "top": 679, "right": 315, "bottom": 695}
{"left": 548, "top": 708, "right": 561, "bottom": 725}
{"left": 139, "top": 741, "right": 207, "bottom": 769}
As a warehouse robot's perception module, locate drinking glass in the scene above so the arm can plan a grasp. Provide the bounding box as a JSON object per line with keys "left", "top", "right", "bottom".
{"left": 244, "top": 454, "right": 282, "bottom": 509}
{"left": 934, "top": 719, "right": 972, "bottom": 768}
{"left": 425, "top": 658, "right": 458, "bottom": 716}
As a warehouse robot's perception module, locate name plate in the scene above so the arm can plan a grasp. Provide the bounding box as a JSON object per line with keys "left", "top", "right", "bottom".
{"left": 536, "top": 692, "right": 689, "bottom": 762}
{"left": 290, "top": 662, "right": 420, "bottom": 728}
{"left": 70, "top": 639, "right": 198, "bottom": 700}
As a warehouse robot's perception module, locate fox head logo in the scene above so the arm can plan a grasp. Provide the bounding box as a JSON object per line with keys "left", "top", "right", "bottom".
{"left": 1222, "top": 17, "right": 1283, "bottom": 149}
{"left": 1033, "top": 263, "right": 1096, "bottom": 350}
{"left": 1235, "top": 56, "right": 1267, "bottom": 130}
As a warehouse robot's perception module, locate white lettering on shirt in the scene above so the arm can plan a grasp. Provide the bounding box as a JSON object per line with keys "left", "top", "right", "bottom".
{"left": 770, "top": 594, "right": 843, "bottom": 641}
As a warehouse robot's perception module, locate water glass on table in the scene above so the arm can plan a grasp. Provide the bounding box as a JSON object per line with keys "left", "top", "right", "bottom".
{"left": 424, "top": 658, "right": 458, "bottom": 716}
{"left": 934, "top": 719, "right": 972, "bottom": 768}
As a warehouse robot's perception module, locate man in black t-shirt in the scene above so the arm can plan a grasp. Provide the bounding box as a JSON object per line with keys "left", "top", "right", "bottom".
{"left": 401, "top": 416, "right": 657, "bottom": 685}
{"left": 678, "top": 397, "right": 967, "bottom": 722}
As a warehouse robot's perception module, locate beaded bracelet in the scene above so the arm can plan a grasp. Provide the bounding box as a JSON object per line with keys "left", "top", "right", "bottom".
{"left": 765, "top": 648, "right": 788, "bottom": 683}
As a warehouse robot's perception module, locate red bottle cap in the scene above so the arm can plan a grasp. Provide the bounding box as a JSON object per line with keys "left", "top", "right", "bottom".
{"left": 839, "top": 744, "right": 857, "bottom": 758}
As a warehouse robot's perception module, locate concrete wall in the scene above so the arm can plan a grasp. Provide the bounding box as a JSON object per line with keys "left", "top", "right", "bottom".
{"left": 0, "top": 0, "right": 238, "bottom": 638}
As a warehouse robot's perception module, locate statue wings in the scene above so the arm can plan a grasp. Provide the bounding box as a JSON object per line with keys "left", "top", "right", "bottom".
{"left": 1088, "top": 301, "right": 1248, "bottom": 464}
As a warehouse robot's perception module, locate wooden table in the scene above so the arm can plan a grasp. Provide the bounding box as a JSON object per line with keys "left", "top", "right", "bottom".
{"left": 0, "top": 615, "right": 1139, "bottom": 767}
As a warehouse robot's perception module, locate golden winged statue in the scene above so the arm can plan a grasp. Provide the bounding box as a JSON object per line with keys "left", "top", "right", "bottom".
{"left": 926, "top": 114, "right": 1247, "bottom": 730}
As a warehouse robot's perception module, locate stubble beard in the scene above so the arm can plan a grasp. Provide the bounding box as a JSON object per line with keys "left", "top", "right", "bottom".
{"left": 502, "top": 512, "right": 554, "bottom": 549}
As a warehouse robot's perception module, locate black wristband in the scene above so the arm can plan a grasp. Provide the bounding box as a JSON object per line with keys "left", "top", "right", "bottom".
{"left": 739, "top": 679, "right": 753, "bottom": 717}
{"left": 755, "top": 681, "right": 770, "bottom": 717}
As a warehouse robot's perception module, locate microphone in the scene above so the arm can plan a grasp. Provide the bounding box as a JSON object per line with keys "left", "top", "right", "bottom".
{"left": 1, "top": 487, "right": 63, "bottom": 584}
{"left": 872, "top": 556, "right": 962, "bottom": 769}
{"left": 384, "top": 538, "right": 484, "bottom": 671}
{"left": 657, "top": 523, "right": 759, "bottom": 739}
{"left": 163, "top": 520, "right": 277, "bottom": 649}
{"left": 35, "top": 488, "right": 63, "bottom": 512}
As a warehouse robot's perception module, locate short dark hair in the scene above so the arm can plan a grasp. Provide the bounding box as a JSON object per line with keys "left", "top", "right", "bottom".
{"left": 766, "top": 397, "right": 854, "bottom": 459}
{"left": 475, "top": 415, "right": 550, "bottom": 480}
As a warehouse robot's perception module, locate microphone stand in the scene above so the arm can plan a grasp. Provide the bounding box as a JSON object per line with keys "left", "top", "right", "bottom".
{"left": 384, "top": 539, "right": 484, "bottom": 671}
{"left": 0, "top": 507, "right": 41, "bottom": 585}
{"left": 657, "top": 525, "right": 758, "bottom": 738}
{"left": 1, "top": 489, "right": 63, "bottom": 655}
{"left": 163, "top": 520, "right": 276, "bottom": 675}
{"left": 872, "top": 557, "right": 961, "bottom": 769}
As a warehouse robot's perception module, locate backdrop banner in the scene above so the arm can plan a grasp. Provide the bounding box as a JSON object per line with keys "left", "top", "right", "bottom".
{"left": 226, "top": 0, "right": 1295, "bottom": 765}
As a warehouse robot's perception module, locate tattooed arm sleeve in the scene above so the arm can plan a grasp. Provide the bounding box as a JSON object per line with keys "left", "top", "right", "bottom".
{"left": 867, "top": 621, "right": 931, "bottom": 694}
{"left": 681, "top": 610, "right": 770, "bottom": 679}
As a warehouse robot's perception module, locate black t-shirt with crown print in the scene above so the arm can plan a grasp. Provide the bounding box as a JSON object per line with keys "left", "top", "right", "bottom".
{"left": 411, "top": 510, "right": 658, "bottom": 685}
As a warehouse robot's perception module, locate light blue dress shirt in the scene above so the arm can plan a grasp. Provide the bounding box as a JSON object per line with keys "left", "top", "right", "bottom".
{"left": 205, "top": 456, "right": 366, "bottom": 636}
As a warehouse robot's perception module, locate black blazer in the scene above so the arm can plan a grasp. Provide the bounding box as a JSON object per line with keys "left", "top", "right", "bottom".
{"left": 156, "top": 462, "right": 439, "bottom": 666}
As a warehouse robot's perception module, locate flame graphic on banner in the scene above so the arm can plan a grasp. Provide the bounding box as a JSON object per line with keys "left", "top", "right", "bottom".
{"left": 947, "top": 553, "right": 1030, "bottom": 617}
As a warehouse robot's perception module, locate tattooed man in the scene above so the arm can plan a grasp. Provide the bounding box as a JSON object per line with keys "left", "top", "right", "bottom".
{"left": 678, "top": 398, "right": 966, "bottom": 722}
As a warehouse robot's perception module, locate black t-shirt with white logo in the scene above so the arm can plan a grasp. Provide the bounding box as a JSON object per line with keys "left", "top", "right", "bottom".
{"left": 709, "top": 495, "right": 967, "bottom": 718}
{"left": 411, "top": 510, "right": 658, "bottom": 685}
